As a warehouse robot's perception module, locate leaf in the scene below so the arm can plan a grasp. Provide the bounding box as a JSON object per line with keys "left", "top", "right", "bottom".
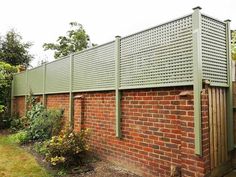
{"left": 43, "top": 22, "right": 90, "bottom": 59}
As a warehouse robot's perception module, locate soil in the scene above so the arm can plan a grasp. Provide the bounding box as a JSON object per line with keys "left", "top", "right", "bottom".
{"left": 23, "top": 144, "right": 140, "bottom": 177}
{"left": 67, "top": 160, "right": 140, "bottom": 177}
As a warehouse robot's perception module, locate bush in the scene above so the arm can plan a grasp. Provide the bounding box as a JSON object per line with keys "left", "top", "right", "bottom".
{"left": 8, "top": 130, "right": 29, "bottom": 144}
{"left": 0, "top": 62, "right": 18, "bottom": 128}
{"left": 45, "top": 129, "right": 90, "bottom": 167}
{"left": 26, "top": 102, "right": 64, "bottom": 141}
{"left": 10, "top": 114, "right": 28, "bottom": 132}
{"left": 34, "top": 141, "right": 49, "bottom": 155}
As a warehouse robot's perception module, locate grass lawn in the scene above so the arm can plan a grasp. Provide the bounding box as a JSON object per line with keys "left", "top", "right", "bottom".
{"left": 0, "top": 134, "right": 51, "bottom": 177}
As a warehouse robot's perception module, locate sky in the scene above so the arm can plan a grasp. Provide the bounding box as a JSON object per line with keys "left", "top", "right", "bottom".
{"left": 0, "top": 0, "right": 235, "bottom": 67}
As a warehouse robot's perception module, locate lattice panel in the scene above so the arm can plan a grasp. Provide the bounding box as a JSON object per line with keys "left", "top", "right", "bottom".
{"left": 201, "top": 15, "right": 227, "bottom": 86}
{"left": 14, "top": 72, "right": 26, "bottom": 96}
{"left": 28, "top": 66, "right": 44, "bottom": 94}
{"left": 45, "top": 57, "right": 70, "bottom": 93}
{"left": 120, "top": 15, "right": 193, "bottom": 88}
{"left": 73, "top": 42, "right": 115, "bottom": 91}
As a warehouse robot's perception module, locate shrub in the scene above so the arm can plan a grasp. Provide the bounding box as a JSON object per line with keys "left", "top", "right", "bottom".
{"left": 45, "top": 129, "right": 90, "bottom": 167}
{"left": 0, "top": 62, "right": 18, "bottom": 128}
{"left": 26, "top": 102, "right": 64, "bottom": 141}
{"left": 10, "top": 114, "right": 28, "bottom": 132}
{"left": 34, "top": 141, "right": 49, "bottom": 155}
{"left": 8, "top": 130, "right": 29, "bottom": 144}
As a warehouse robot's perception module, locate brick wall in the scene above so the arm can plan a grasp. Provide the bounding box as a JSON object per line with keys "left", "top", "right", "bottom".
{"left": 46, "top": 93, "right": 70, "bottom": 129}
{"left": 13, "top": 86, "right": 210, "bottom": 177}
{"left": 73, "top": 87, "right": 210, "bottom": 177}
{"left": 14, "top": 96, "right": 25, "bottom": 117}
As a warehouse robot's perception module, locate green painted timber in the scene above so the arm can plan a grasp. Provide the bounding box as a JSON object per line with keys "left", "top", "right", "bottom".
{"left": 225, "top": 19, "right": 234, "bottom": 151}
{"left": 10, "top": 9, "right": 231, "bottom": 146}
{"left": 72, "top": 41, "right": 115, "bottom": 92}
{"left": 42, "top": 63, "right": 46, "bottom": 106}
{"left": 115, "top": 36, "right": 121, "bottom": 138}
{"left": 25, "top": 70, "right": 29, "bottom": 115}
{"left": 201, "top": 14, "right": 228, "bottom": 86}
{"left": 45, "top": 56, "right": 70, "bottom": 93}
{"left": 12, "top": 11, "right": 229, "bottom": 97}
{"left": 13, "top": 72, "right": 26, "bottom": 96}
{"left": 10, "top": 80, "right": 14, "bottom": 117}
{"left": 192, "top": 6, "right": 203, "bottom": 156}
{"left": 28, "top": 66, "right": 44, "bottom": 94}
{"left": 69, "top": 54, "right": 74, "bottom": 129}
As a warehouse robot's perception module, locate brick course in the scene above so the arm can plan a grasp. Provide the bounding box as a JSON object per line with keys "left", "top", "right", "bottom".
{"left": 14, "top": 86, "right": 210, "bottom": 177}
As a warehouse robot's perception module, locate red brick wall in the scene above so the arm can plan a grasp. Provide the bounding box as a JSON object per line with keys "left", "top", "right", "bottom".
{"left": 13, "top": 95, "right": 43, "bottom": 117}
{"left": 14, "top": 96, "right": 25, "bottom": 117}
{"left": 13, "top": 87, "right": 210, "bottom": 177}
{"left": 73, "top": 87, "right": 210, "bottom": 177}
{"left": 46, "top": 93, "right": 70, "bottom": 129}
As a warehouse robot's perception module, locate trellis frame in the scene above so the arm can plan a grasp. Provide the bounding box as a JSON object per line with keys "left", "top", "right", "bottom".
{"left": 11, "top": 7, "right": 232, "bottom": 155}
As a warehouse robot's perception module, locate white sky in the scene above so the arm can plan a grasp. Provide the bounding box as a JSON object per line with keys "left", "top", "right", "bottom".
{"left": 0, "top": 0, "right": 235, "bottom": 67}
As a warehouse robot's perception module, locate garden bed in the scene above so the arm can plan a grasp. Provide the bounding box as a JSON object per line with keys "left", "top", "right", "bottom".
{"left": 0, "top": 131, "right": 139, "bottom": 177}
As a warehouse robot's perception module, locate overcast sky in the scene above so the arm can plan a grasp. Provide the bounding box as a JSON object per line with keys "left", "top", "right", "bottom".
{"left": 0, "top": 0, "right": 235, "bottom": 67}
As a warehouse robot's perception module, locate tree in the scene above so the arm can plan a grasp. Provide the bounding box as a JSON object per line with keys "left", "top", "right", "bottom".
{"left": 232, "top": 30, "right": 236, "bottom": 61}
{"left": 43, "top": 22, "right": 93, "bottom": 59}
{"left": 0, "top": 29, "right": 33, "bottom": 67}
{"left": 0, "top": 62, "right": 18, "bottom": 128}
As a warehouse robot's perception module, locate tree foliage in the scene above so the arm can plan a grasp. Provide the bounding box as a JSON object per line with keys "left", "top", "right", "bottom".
{"left": 0, "top": 30, "right": 33, "bottom": 67}
{"left": 43, "top": 22, "right": 92, "bottom": 59}
{"left": 232, "top": 30, "right": 236, "bottom": 61}
{"left": 0, "top": 62, "right": 18, "bottom": 113}
{"left": 0, "top": 62, "right": 18, "bottom": 129}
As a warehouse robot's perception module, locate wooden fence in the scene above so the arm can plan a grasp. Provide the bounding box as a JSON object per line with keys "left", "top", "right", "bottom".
{"left": 208, "top": 87, "right": 228, "bottom": 170}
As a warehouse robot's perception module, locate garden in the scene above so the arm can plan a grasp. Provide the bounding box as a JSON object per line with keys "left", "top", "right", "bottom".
{"left": 0, "top": 61, "right": 138, "bottom": 177}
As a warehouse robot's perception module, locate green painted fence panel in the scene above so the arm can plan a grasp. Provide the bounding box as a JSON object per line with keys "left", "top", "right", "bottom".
{"left": 45, "top": 56, "right": 70, "bottom": 93}
{"left": 13, "top": 72, "right": 26, "bottom": 96}
{"left": 12, "top": 12, "right": 229, "bottom": 96}
{"left": 28, "top": 66, "right": 44, "bottom": 94}
{"left": 201, "top": 14, "right": 228, "bottom": 86}
{"left": 72, "top": 42, "right": 115, "bottom": 92}
{"left": 119, "top": 15, "right": 194, "bottom": 89}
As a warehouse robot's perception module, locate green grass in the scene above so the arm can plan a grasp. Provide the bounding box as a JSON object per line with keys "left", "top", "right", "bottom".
{"left": 0, "top": 134, "right": 52, "bottom": 177}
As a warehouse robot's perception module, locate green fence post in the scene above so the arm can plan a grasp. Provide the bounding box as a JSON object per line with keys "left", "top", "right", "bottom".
{"left": 225, "top": 19, "right": 234, "bottom": 151}
{"left": 115, "top": 36, "right": 121, "bottom": 138}
{"left": 10, "top": 79, "right": 14, "bottom": 117}
{"left": 192, "top": 6, "right": 203, "bottom": 156}
{"left": 25, "top": 70, "right": 29, "bottom": 115}
{"left": 43, "top": 63, "right": 46, "bottom": 106}
{"left": 69, "top": 54, "right": 74, "bottom": 129}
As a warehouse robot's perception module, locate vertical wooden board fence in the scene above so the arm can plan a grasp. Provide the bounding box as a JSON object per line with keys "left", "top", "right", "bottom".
{"left": 208, "top": 87, "right": 228, "bottom": 170}
{"left": 233, "top": 82, "right": 236, "bottom": 145}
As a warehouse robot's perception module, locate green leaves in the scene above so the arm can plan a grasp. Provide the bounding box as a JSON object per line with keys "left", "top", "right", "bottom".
{"left": 43, "top": 22, "right": 91, "bottom": 59}
{"left": 0, "top": 62, "right": 17, "bottom": 117}
{"left": 26, "top": 101, "right": 64, "bottom": 141}
{"left": 0, "top": 29, "right": 33, "bottom": 67}
{"left": 45, "top": 129, "right": 90, "bottom": 166}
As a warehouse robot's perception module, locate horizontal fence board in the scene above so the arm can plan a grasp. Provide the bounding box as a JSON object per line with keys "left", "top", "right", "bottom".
{"left": 72, "top": 42, "right": 115, "bottom": 91}
{"left": 45, "top": 57, "right": 70, "bottom": 93}
{"left": 13, "top": 72, "right": 26, "bottom": 96}
{"left": 28, "top": 66, "right": 44, "bottom": 94}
